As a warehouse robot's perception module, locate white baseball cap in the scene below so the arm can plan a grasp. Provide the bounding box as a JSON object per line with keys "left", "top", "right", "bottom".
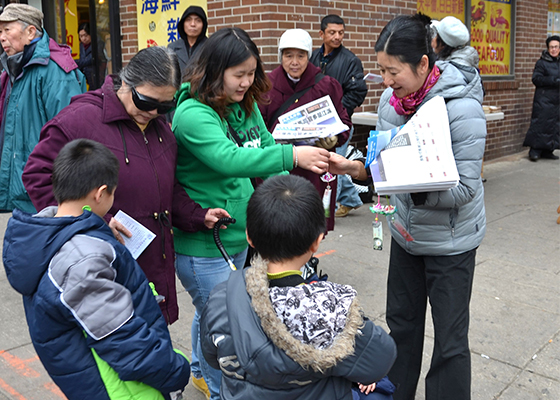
{"left": 431, "top": 16, "right": 470, "bottom": 48}
{"left": 278, "top": 29, "right": 313, "bottom": 62}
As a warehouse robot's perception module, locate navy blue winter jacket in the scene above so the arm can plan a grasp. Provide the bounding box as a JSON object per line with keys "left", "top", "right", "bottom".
{"left": 2, "top": 208, "right": 190, "bottom": 399}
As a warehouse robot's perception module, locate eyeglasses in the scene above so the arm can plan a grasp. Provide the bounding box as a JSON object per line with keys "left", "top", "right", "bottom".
{"left": 131, "top": 87, "right": 176, "bottom": 114}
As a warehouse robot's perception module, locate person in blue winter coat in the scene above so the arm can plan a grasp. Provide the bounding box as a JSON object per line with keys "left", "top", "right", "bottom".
{"left": 76, "top": 22, "right": 107, "bottom": 89}
{"left": 0, "top": 4, "right": 86, "bottom": 213}
{"left": 2, "top": 139, "right": 190, "bottom": 400}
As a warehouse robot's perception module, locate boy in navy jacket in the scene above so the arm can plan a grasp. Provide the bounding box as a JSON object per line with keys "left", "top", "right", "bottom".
{"left": 200, "top": 175, "right": 396, "bottom": 399}
{"left": 3, "top": 139, "right": 190, "bottom": 399}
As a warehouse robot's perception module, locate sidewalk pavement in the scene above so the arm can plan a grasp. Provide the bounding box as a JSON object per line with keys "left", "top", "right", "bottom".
{"left": 0, "top": 151, "right": 558, "bottom": 400}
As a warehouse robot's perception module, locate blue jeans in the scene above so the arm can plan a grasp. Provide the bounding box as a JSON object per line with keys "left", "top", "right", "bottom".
{"left": 190, "top": 311, "right": 201, "bottom": 378}
{"left": 175, "top": 249, "right": 248, "bottom": 400}
{"left": 336, "top": 126, "right": 363, "bottom": 208}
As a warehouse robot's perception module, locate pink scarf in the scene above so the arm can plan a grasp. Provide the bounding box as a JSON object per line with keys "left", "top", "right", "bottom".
{"left": 390, "top": 65, "right": 441, "bottom": 116}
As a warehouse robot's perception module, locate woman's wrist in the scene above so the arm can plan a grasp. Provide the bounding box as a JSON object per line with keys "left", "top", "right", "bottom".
{"left": 351, "top": 160, "right": 367, "bottom": 181}
{"left": 293, "top": 146, "right": 298, "bottom": 169}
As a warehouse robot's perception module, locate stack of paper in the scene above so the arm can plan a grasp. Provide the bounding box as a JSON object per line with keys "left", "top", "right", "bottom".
{"left": 366, "top": 96, "right": 459, "bottom": 195}
{"left": 272, "top": 95, "right": 348, "bottom": 145}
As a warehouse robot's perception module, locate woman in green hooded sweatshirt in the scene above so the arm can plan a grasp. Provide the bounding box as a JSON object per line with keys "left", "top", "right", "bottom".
{"left": 171, "top": 27, "right": 331, "bottom": 400}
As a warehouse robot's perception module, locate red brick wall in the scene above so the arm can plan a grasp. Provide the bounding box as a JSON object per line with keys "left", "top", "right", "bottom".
{"left": 120, "top": 0, "right": 140, "bottom": 64}
{"left": 119, "top": 0, "right": 549, "bottom": 161}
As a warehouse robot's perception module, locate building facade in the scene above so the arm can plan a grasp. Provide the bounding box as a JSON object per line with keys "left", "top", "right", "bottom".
{"left": 9, "top": 0, "right": 554, "bottom": 161}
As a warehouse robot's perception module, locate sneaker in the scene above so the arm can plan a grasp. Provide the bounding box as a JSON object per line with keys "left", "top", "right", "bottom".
{"left": 191, "top": 375, "right": 210, "bottom": 399}
{"left": 335, "top": 205, "right": 360, "bottom": 217}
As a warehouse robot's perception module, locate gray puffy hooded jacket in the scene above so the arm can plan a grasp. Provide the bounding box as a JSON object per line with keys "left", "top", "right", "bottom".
{"left": 444, "top": 45, "right": 480, "bottom": 70}
{"left": 377, "top": 61, "right": 486, "bottom": 256}
{"left": 200, "top": 259, "right": 397, "bottom": 400}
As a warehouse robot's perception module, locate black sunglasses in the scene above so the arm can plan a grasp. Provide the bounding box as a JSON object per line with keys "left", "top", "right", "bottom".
{"left": 131, "top": 87, "right": 176, "bottom": 114}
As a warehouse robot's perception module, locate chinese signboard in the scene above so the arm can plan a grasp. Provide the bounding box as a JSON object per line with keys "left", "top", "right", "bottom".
{"left": 418, "top": 0, "right": 513, "bottom": 76}
{"left": 417, "top": 0, "right": 465, "bottom": 22}
{"left": 64, "top": 0, "right": 79, "bottom": 58}
{"left": 136, "top": 0, "right": 206, "bottom": 49}
{"left": 470, "top": 0, "right": 512, "bottom": 75}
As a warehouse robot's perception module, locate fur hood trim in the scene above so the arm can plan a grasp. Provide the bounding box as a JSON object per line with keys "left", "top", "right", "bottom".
{"left": 245, "top": 257, "right": 364, "bottom": 373}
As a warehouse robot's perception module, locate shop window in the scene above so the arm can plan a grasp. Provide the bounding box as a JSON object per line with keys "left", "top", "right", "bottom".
{"left": 549, "top": 0, "right": 560, "bottom": 36}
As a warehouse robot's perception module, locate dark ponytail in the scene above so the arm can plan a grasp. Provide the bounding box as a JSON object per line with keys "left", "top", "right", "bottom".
{"left": 374, "top": 13, "right": 436, "bottom": 72}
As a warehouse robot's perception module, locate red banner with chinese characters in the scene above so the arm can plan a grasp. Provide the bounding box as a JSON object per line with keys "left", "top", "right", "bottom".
{"left": 417, "top": 0, "right": 466, "bottom": 22}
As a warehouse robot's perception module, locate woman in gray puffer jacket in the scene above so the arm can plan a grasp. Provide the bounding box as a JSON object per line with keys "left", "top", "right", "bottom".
{"left": 330, "top": 13, "right": 486, "bottom": 400}
{"left": 374, "top": 14, "right": 486, "bottom": 400}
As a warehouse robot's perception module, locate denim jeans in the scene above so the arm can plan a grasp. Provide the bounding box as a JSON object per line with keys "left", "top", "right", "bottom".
{"left": 336, "top": 126, "right": 363, "bottom": 208}
{"left": 175, "top": 249, "right": 248, "bottom": 400}
{"left": 190, "top": 311, "right": 201, "bottom": 378}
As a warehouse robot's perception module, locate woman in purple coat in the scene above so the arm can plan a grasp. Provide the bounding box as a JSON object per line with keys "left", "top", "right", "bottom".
{"left": 259, "top": 29, "right": 351, "bottom": 231}
{"left": 22, "top": 46, "right": 228, "bottom": 324}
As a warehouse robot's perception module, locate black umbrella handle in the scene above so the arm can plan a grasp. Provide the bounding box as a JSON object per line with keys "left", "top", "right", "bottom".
{"left": 213, "top": 217, "right": 237, "bottom": 270}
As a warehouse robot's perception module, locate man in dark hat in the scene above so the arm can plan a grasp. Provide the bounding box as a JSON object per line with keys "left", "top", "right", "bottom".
{"left": 0, "top": 3, "right": 86, "bottom": 213}
{"left": 168, "top": 5, "right": 208, "bottom": 73}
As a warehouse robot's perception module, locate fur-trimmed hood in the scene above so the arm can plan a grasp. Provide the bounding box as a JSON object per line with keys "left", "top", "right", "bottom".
{"left": 245, "top": 258, "right": 364, "bottom": 372}
{"left": 199, "top": 257, "right": 397, "bottom": 399}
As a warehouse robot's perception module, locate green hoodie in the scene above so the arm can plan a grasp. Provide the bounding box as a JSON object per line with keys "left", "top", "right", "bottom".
{"left": 172, "top": 83, "right": 293, "bottom": 258}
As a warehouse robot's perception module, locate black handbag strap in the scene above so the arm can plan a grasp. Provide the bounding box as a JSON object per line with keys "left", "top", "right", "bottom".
{"left": 267, "top": 73, "right": 325, "bottom": 131}
{"left": 226, "top": 121, "right": 244, "bottom": 147}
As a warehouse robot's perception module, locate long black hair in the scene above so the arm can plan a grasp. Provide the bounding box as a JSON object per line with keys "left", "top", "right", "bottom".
{"left": 374, "top": 13, "right": 436, "bottom": 73}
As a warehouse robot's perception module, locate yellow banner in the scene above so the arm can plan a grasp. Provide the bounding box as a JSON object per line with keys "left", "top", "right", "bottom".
{"left": 136, "top": 0, "right": 206, "bottom": 49}
{"left": 470, "top": 0, "right": 512, "bottom": 76}
{"left": 417, "top": 0, "right": 466, "bottom": 22}
{"left": 64, "top": 0, "right": 79, "bottom": 58}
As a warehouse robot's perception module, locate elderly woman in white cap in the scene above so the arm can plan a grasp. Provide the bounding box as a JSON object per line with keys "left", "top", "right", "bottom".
{"left": 259, "top": 28, "right": 350, "bottom": 231}
{"left": 431, "top": 16, "right": 479, "bottom": 69}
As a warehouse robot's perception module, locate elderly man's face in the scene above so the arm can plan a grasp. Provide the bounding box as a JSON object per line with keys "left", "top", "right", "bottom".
{"left": 0, "top": 21, "right": 35, "bottom": 56}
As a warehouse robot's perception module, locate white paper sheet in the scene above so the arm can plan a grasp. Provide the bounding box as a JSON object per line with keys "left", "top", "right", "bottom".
{"left": 367, "top": 96, "right": 460, "bottom": 195}
{"left": 364, "top": 73, "right": 383, "bottom": 83}
{"left": 113, "top": 210, "right": 156, "bottom": 259}
{"left": 272, "top": 95, "right": 348, "bottom": 144}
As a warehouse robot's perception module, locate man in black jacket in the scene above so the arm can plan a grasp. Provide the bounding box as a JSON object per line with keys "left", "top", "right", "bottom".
{"left": 310, "top": 15, "right": 367, "bottom": 217}
{"left": 168, "top": 5, "right": 207, "bottom": 74}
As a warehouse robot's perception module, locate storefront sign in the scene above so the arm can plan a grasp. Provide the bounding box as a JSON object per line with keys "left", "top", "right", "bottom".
{"left": 64, "top": 0, "right": 79, "bottom": 58}
{"left": 471, "top": 0, "right": 512, "bottom": 75}
{"left": 417, "top": 0, "right": 466, "bottom": 22}
{"left": 136, "top": 0, "right": 206, "bottom": 49}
